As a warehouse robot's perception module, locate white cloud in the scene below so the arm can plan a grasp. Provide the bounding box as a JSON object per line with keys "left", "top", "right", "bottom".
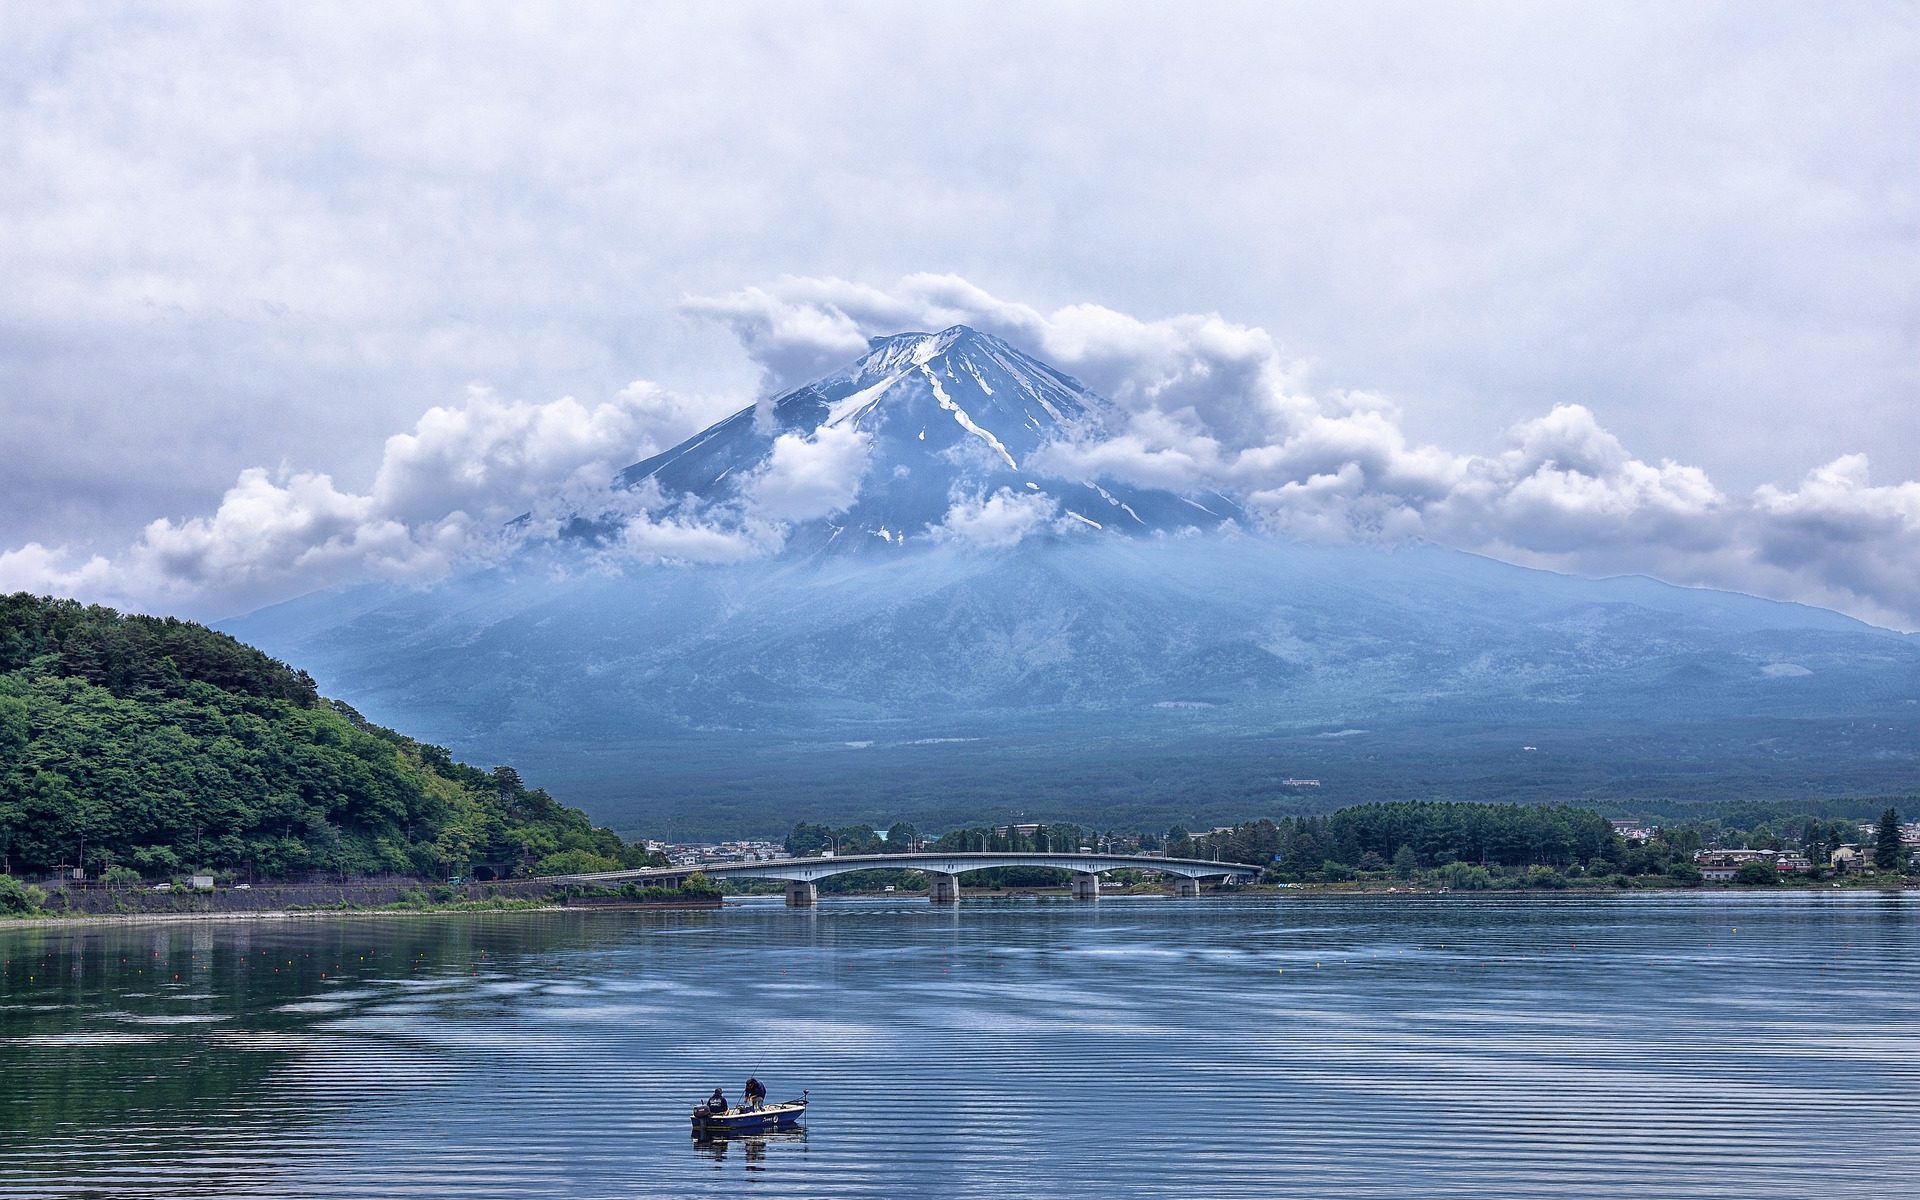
{"left": 0, "top": 543, "right": 117, "bottom": 603}
{"left": 371, "top": 382, "right": 715, "bottom": 526}
{"left": 684, "top": 275, "right": 1920, "bottom": 630}
{"left": 0, "top": 361, "right": 867, "bottom": 613}
{"left": 683, "top": 275, "right": 1050, "bottom": 395}
{"left": 5, "top": 270, "right": 1919, "bottom": 630}
{"left": 612, "top": 513, "right": 778, "bottom": 566}
{"left": 3, "top": 4, "right": 1914, "bottom": 576}
{"left": 1430, "top": 405, "right": 1727, "bottom": 554}
{"left": 1747, "top": 456, "right": 1920, "bottom": 626}
{"left": 136, "top": 467, "right": 429, "bottom": 591}
{"left": 687, "top": 275, "right": 1317, "bottom": 450}
{"left": 743, "top": 423, "right": 873, "bottom": 523}
{"left": 0, "top": 379, "right": 723, "bottom": 616}
{"left": 933, "top": 488, "right": 1061, "bottom": 549}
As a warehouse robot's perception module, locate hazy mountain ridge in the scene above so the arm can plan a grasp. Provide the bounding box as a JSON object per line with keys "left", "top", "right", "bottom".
{"left": 224, "top": 330, "right": 1919, "bottom": 838}
{"left": 228, "top": 536, "right": 1920, "bottom": 837}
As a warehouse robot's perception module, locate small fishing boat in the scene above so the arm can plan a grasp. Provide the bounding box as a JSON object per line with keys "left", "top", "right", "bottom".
{"left": 690, "top": 1091, "right": 807, "bottom": 1138}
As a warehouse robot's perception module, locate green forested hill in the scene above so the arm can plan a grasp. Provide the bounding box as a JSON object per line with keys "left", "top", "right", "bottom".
{"left": 0, "top": 594, "right": 652, "bottom": 880}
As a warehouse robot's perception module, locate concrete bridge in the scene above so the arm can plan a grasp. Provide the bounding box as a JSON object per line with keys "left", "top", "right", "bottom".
{"left": 551, "top": 851, "right": 1264, "bottom": 906}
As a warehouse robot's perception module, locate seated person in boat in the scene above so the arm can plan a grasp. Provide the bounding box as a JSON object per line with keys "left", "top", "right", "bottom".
{"left": 706, "top": 1087, "right": 728, "bottom": 1114}
{"left": 743, "top": 1077, "right": 766, "bottom": 1111}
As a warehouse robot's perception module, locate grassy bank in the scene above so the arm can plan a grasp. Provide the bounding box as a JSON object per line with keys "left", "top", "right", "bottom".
{"left": 0, "top": 872, "right": 722, "bottom": 922}
{"left": 1, "top": 894, "right": 723, "bottom": 928}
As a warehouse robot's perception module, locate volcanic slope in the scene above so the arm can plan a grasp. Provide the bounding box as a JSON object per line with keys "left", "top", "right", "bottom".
{"left": 229, "top": 329, "right": 1920, "bottom": 838}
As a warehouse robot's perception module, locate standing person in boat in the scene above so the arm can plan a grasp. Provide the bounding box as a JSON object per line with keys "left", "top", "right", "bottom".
{"left": 707, "top": 1087, "right": 728, "bottom": 1114}
{"left": 743, "top": 1077, "right": 766, "bottom": 1112}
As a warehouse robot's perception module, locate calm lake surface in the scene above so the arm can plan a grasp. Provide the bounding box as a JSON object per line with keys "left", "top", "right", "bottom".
{"left": 4, "top": 893, "right": 1918, "bottom": 1198}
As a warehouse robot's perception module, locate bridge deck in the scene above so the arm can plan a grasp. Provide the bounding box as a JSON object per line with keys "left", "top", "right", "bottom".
{"left": 549, "top": 850, "right": 1264, "bottom": 888}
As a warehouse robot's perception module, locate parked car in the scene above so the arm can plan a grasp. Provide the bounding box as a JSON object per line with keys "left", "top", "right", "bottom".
{"left": 232, "top": 883, "right": 251, "bottom": 891}
{"left": 151, "top": 883, "right": 171, "bottom": 892}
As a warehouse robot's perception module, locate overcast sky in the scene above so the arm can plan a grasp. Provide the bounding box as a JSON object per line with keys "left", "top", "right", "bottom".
{"left": 1, "top": 2, "right": 1915, "bottom": 626}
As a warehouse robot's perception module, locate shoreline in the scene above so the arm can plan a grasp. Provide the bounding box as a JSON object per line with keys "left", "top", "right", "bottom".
{"left": 6, "top": 880, "right": 1911, "bottom": 929}
{"left": 0, "top": 898, "right": 723, "bottom": 930}
{"left": 1, "top": 906, "right": 568, "bottom": 929}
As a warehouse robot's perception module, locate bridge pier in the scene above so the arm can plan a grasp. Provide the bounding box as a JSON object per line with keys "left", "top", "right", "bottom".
{"left": 927, "top": 872, "right": 961, "bottom": 904}
{"left": 785, "top": 880, "right": 818, "bottom": 907}
{"left": 1174, "top": 876, "right": 1202, "bottom": 898}
{"left": 1071, "top": 872, "right": 1101, "bottom": 901}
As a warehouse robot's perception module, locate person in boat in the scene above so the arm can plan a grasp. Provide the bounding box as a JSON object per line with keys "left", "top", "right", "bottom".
{"left": 707, "top": 1087, "right": 728, "bottom": 1114}
{"left": 743, "top": 1077, "right": 766, "bottom": 1111}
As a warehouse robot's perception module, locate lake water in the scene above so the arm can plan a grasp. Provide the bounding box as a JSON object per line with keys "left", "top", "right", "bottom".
{"left": 3, "top": 893, "right": 1918, "bottom": 1198}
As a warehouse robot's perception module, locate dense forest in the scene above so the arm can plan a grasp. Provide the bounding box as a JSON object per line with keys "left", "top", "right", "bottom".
{"left": 0, "top": 594, "right": 656, "bottom": 881}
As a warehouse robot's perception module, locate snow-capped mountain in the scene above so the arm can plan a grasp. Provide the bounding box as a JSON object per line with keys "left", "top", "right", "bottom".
{"left": 225, "top": 329, "right": 1920, "bottom": 840}
{"left": 612, "top": 325, "right": 1241, "bottom": 550}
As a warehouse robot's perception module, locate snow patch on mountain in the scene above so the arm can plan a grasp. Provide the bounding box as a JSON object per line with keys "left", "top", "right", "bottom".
{"left": 824, "top": 374, "right": 905, "bottom": 428}
{"left": 922, "top": 364, "right": 1017, "bottom": 469}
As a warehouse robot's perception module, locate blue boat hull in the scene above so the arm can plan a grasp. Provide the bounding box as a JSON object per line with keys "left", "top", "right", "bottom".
{"left": 691, "top": 1100, "right": 806, "bottom": 1138}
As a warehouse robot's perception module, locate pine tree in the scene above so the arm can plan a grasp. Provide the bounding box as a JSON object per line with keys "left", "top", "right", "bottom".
{"left": 1392, "top": 844, "right": 1420, "bottom": 879}
{"left": 1874, "top": 808, "right": 1903, "bottom": 872}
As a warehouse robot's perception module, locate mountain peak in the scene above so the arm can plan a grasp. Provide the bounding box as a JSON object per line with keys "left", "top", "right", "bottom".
{"left": 615, "top": 326, "right": 1243, "bottom": 549}
{"left": 865, "top": 324, "right": 979, "bottom": 354}
{"left": 854, "top": 325, "right": 996, "bottom": 378}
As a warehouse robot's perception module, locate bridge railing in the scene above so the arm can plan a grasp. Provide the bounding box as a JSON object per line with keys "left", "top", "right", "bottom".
{"left": 542, "top": 850, "right": 1264, "bottom": 886}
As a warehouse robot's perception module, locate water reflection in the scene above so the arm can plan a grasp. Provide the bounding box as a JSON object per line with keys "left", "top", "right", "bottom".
{"left": 3, "top": 896, "right": 1918, "bottom": 1198}
{"left": 692, "top": 1129, "right": 809, "bottom": 1171}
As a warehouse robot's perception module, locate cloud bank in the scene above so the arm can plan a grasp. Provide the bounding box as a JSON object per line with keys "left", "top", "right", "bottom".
{"left": 0, "top": 380, "right": 737, "bottom": 615}
{"left": 685, "top": 275, "right": 1920, "bottom": 630}
{"left": 4, "top": 4, "right": 1914, "bottom": 586}
{"left": 3, "top": 274, "right": 1916, "bottom": 631}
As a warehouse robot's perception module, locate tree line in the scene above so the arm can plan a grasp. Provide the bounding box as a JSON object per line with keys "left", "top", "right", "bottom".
{"left": 777, "top": 796, "right": 1914, "bottom": 889}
